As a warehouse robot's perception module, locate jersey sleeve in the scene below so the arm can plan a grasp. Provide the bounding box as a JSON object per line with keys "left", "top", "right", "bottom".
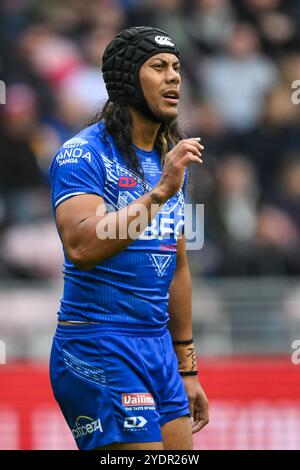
{"left": 49, "top": 142, "right": 107, "bottom": 210}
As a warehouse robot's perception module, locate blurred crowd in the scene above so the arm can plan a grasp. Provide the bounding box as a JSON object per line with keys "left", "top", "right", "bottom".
{"left": 1, "top": 0, "right": 300, "bottom": 279}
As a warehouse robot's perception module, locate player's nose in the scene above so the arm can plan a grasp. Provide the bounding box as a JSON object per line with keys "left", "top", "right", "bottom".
{"left": 165, "top": 65, "right": 180, "bottom": 84}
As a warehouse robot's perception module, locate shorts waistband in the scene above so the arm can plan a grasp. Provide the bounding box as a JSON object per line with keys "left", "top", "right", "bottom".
{"left": 54, "top": 322, "right": 168, "bottom": 338}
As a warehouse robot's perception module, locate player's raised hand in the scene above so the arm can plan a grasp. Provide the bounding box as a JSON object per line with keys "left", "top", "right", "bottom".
{"left": 156, "top": 138, "right": 204, "bottom": 199}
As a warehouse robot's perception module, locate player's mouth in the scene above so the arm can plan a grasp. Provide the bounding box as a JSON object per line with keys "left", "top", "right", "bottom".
{"left": 161, "top": 89, "right": 180, "bottom": 105}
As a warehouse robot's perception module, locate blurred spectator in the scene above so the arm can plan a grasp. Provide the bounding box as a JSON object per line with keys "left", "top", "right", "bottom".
{"left": 255, "top": 205, "right": 298, "bottom": 251}
{"left": 191, "top": 155, "right": 259, "bottom": 275}
{"left": 251, "top": 205, "right": 300, "bottom": 276}
{"left": 271, "top": 157, "right": 300, "bottom": 231}
{"left": 214, "top": 155, "right": 258, "bottom": 243}
{"left": 228, "top": 82, "right": 300, "bottom": 191}
{"left": 0, "top": 221, "right": 63, "bottom": 279}
{"left": 200, "top": 23, "right": 278, "bottom": 131}
{"left": 1, "top": 0, "right": 300, "bottom": 278}
{"left": 20, "top": 25, "right": 83, "bottom": 88}
{"left": 187, "top": 0, "right": 236, "bottom": 53}
{"left": 280, "top": 54, "right": 300, "bottom": 89}
{"left": 0, "top": 84, "right": 48, "bottom": 226}
{"left": 232, "top": 0, "right": 298, "bottom": 58}
{"left": 127, "top": 0, "right": 194, "bottom": 57}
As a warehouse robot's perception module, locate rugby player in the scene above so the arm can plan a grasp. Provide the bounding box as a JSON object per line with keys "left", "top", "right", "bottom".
{"left": 49, "top": 26, "right": 209, "bottom": 450}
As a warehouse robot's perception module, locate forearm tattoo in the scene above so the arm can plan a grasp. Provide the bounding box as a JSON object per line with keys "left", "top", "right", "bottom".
{"left": 173, "top": 339, "right": 198, "bottom": 376}
{"left": 150, "top": 192, "right": 165, "bottom": 206}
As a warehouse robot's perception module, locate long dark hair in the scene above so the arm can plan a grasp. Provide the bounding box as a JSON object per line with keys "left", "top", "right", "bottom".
{"left": 89, "top": 99, "right": 186, "bottom": 187}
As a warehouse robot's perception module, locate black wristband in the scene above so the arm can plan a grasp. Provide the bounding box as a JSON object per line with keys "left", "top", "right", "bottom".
{"left": 172, "top": 338, "right": 194, "bottom": 345}
{"left": 180, "top": 370, "right": 198, "bottom": 376}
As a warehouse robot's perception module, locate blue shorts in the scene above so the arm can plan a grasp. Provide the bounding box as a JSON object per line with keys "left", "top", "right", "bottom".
{"left": 49, "top": 323, "right": 190, "bottom": 450}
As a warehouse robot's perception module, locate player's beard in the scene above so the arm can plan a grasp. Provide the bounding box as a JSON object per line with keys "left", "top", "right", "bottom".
{"left": 152, "top": 106, "right": 178, "bottom": 124}
{"left": 133, "top": 95, "right": 178, "bottom": 124}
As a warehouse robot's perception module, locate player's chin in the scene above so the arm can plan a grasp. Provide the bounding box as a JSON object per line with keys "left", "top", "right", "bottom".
{"left": 157, "top": 105, "right": 178, "bottom": 123}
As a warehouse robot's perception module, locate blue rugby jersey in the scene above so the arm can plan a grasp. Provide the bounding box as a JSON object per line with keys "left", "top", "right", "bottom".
{"left": 49, "top": 121, "right": 187, "bottom": 327}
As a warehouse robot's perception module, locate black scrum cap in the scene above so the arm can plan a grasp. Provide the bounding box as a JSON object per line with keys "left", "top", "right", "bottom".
{"left": 102, "top": 26, "right": 180, "bottom": 122}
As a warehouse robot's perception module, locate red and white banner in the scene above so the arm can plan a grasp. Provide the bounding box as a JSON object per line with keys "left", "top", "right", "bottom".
{"left": 0, "top": 357, "right": 299, "bottom": 450}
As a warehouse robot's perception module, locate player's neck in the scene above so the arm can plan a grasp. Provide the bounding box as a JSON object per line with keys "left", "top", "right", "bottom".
{"left": 129, "top": 106, "right": 160, "bottom": 152}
